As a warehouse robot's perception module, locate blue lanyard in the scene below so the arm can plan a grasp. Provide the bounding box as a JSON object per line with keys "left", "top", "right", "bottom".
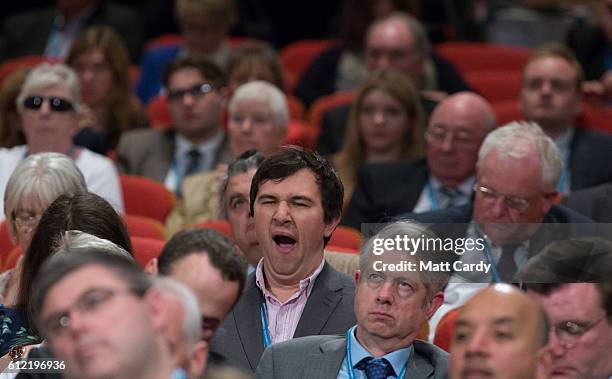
{"left": 474, "top": 226, "right": 502, "bottom": 283}
{"left": 345, "top": 326, "right": 408, "bottom": 379}
{"left": 261, "top": 302, "right": 272, "bottom": 348}
{"left": 556, "top": 159, "right": 570, "bottom": 194}
{"left": 426, "top": 179, "right": 439, "bottom": 210}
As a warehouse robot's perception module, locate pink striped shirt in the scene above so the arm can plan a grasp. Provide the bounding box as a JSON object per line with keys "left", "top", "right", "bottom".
{"left": 255, "top": 259, "right": 325, "bottom": 344}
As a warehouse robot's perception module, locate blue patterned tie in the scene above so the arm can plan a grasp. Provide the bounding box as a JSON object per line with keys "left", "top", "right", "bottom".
{"left": 356, "top": 357, "right": 396, "bottom": 379}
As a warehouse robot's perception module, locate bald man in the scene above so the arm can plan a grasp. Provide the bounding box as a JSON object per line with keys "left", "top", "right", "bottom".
{"left": 342, "top": 91, "right": 494, "bottom": 229}
{"left": 450, "top": 284, "right": 552, "bottom": 379}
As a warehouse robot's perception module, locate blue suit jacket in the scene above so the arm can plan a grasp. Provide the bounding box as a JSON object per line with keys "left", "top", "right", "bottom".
{"left": 136, "top": 45, "right": 181, "bottom": 104}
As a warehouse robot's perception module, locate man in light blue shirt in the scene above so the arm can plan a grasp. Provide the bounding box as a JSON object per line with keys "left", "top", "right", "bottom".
{"left": 256, "top": 220, "right": 450, "bottom": 379}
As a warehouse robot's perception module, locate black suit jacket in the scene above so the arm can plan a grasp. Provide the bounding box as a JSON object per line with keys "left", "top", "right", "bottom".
{"left": 569, "top": 128, "right": 612, "bottom": 190}
{"left": 342, "top": 160, "right": 429, "bottom": 230}
{"left": 210, "top": 262, "right": 356, "bottom": 373}
{"left": 0, "top": 2, "right": 144, "bottom": 62}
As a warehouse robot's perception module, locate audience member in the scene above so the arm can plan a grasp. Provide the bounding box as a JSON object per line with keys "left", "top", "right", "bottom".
{"left": 519, "top": 237, "right": 612, "bottom": 379}
{"left": 295, "top": 5, "right": 466, "bottom": 107}
{"left": 567, "top": 0, "right": 612, "bottom": 98}
{"left": 66, "top": 26, "right": 147, "bottom": 151}
{"left": 0, "top": 63, "right": 124, "bottom": 214}
{"left": 0, "top": 0, "right": 144, "bottom": 62}
{"left": 316, "top": 11, "right": 471, "bottom": 156}
{"left": 519, "top": 44, "right": 612, "bottom": 193}
{"left": 16, "top": 192, "right": 132, "bottom": 345}
{"left": 256, "top": 220, "right": 449, "bottom": 378}
{"left": 408, "top": 121, "right": 591, "bottom": 339}
{"left": 136, "top": 0, "right": 236, "bottom": 103}
{"left": 117, "top": 57, "right": 232, "bottom": 195}
{"left": 153, "top": 229, "right": 245, "bottom": 345}
{"left": 342, "top": 91, "right": 493, "bottom": 229}
{"left": 0, "top": 69, "right": 30, "bottom": 149}
{"left": 333, "top": 69, "right": 425, "bottom": 204}
{"left": 450, "top": 284, "right": 552, "bottom": 379}
{"left": 151, "top": 277, "right": 208, "bottom": 378}
{"left": 165, "top": 81, "right": 288, "bottom": 233}
{"left": 210, "top": 147, "right": 356, "bottom": 372}
{"left": 32, "top": 249, "right": 178, "bottom": 379}
{"left": 1, "top": 153, "right": 86, "bottom": 305}
{"left": 226, "top": 41, "right": 285, "bottom": 96}
{"left": 0, "top": 68, "right": 109, "bottom": 155}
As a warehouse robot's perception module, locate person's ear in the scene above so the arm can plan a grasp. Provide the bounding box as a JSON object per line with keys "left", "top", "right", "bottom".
{"left": 144, "top": 258, "right": 159, "bottom": 275}
{"left": 145, "top": 288, "right": 168, "bottom": 331}
{"left": 187, "top": 340, "right": 208, "bottom": 378}
{"left": 323, "top": 216, "right": 342, "bottom": 242}
{"left": 425, "top": 291, "right": 445, "bottom": 319}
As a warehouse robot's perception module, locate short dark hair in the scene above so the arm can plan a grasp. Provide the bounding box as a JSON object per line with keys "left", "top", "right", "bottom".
{"left": 158, "top": 229, "right": 246, "bottom": 296}
{"left": 249, "top": 146, "right": 344, "bottom": 241}
{"left": 31, "top": 249, "right": 148, "bottom": 337}
{"left": 163, "top": 56, "right": 226, "bottom": 89}
{"left": 519, "top": 237, "right": 612, "bottom": 318}
{"left": 220, "top": 149, "right": 265, "bottom": 218}
{"left": 17, "top": 192, "right": 133, "bottom": 328}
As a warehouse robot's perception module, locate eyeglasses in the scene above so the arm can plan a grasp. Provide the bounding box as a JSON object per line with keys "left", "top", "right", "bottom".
{"left": 425, "top": 125, "right": 480, "bottom": 149}
{"left": 42, "top": 287, "right": 136, "bottom": 337}
{"left": 364, "top": 271, "right": 418, "bottom": 298}
{"left": 551, "top": 314, "right": 607, "bottom": 349}
{"left": 13, "top": 210, "right": 42, "bottom": 230}
{"left": 474, "top": 184, "right": 532, "bottom": 212}
{"left": 167, "top": 83, "right": 213, "bottom": 102}
{"left": 23, "top": 96, "right": 74, "bottom": 112}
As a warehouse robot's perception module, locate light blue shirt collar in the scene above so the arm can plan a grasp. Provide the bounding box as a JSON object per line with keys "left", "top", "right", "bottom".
{"left": 349, "top": 326, "right": 412, "bottom": 377}
{"left": 429, "top": 175, "right": 475, "bottom": 198}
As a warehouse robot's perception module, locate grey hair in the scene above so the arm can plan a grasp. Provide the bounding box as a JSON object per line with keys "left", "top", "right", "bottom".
{"left": 228, "top": 80, "right": 289, "bottom": 131}
{"left": 53, "top": 230, "right": 134, "bottom": 262}
{"left": 16, "top": 63, "right": 82, "bottom": 113}
{"left": 359, "top": 220, "right": 450, "bottom": 298}
{"left": 219, "top": 150, "right": 265, "bottom": 219}
{"left": 477, "top": 121, "right": 563, "bottom": 190}
{"left": 4, "top": 152, "right": 87, "bottom": 237}
{"left": 367, "top": 11, "right": 432, "bottom": 59}
{"left": 152, "top": 277, "right": 203, "bottom": 349}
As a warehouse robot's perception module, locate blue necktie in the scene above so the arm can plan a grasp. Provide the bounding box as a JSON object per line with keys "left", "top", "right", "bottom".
{"left": 356, "top": 357, "right": 396, "bottom": 379}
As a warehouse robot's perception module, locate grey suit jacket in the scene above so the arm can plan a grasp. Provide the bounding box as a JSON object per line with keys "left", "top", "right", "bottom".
{"left": 256, "top": 335, "right": 449, "bottom": 379}
{"left": 116, "top": 128, "right": 232, "bottom": 183}
{"left": 210, "top": 263, "right": 356, "bottom": 372}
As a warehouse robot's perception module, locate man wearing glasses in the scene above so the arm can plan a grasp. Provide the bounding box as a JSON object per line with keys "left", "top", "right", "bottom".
{"left": 409, "top": 121, "right": 591, "bottom": 340}
{"left": 117, "top": 56, "right": 232, "bottom": 195}
{"left": 342, "top": 91, "right": 494, "bottom": 229}
{"left": 256, "top": 221, "right": 450, "bottom": 379}
{"left": 519, "top": 238, "right": 612, "bottom": 379}
{"left": 31, "top": 250, "right": 182, "bottom": 379}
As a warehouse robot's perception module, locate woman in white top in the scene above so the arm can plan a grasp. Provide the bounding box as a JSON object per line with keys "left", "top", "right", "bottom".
{"left": 0, "top": 63, "right": 124, "bottom": 221}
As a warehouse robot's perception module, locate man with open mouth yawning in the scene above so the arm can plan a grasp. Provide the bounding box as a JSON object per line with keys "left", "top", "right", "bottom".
{"left": 210, "top": 147, "right": 356, "bottom": 372}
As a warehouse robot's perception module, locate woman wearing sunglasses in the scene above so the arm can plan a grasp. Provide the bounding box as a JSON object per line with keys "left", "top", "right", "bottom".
{"left": 0, "top": 63, "right": 124, "bottom": 221}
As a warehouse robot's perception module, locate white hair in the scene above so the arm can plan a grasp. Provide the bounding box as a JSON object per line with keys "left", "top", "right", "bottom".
{"left": 477, "top": 121, "right": 563, "bottom": 190}
{"left": 16, "top": 63, "right": 82, "bottom": 113}
{"left": 152, "top": 277, "right": 203, "bottom": 349}
{"left": 228, "top": 80, "right": 288, "bottom": 131}
{"left": 53, "top": 230, "right": 134, "bottom": 262}
{"left": 4, "top": 152, "right": 87, "bottom": 236}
